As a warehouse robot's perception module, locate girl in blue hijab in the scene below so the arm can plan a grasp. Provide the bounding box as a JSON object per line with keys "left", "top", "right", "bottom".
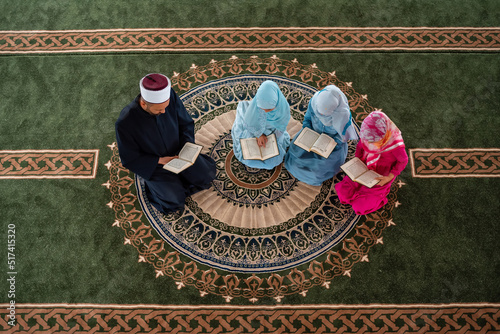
{"left": 231, "top": 80, "right": 291, "bottom": 169}
{"left": 284, "top": 85, "right": 358, "bottom": 186}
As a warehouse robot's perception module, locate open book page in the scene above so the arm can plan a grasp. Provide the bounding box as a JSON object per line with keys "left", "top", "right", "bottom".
{"left": 240, "top": 134, "right": 279, "bottom": 160}
{"left": 240, "top": 138, "right": 263, "bottom": 160}
{"left": 340, "top": 157, "right": 382, "bottom": 188}
{"left": 311, "top": 133, "right": 337, "bottom": 158}
{"left": 354, "top": 169, "right": 381, "bottom": 188}
{"left": 162, "top": 142, "right": 203, "bottom": 174}
{"left": 294, "top": 127, "right": 320, "bottom": 152}
{"left": 163, "top": 158, "right": 192, "bottom": 174}
{"left": 178, "top": 142, "right": 202, "bottom": 164}
{"left": 260, "top": 133, "right": 279, "bottom": 160}
{"left": 341, "top": 157, "right": 369, "bottom": 179}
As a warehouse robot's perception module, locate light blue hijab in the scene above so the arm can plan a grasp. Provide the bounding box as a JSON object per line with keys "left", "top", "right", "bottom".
{"left": 242, "top": 80, "right": 290, "bottom": 135}
{"left": 311, "top": 85, "right": 358, "bottom": 142}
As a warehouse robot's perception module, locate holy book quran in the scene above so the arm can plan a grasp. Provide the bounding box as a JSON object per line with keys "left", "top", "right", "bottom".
{"left": 340, "top": 157, "right": 382, "bottom": 188}
{"left": 293, "top": 127, "right": 337, "bottom": 159}
{"left": 240, "top": 133, "right": 279, "bottom": 161}
{"left": 162, "top": 142, "right": 203, "bottom": 174}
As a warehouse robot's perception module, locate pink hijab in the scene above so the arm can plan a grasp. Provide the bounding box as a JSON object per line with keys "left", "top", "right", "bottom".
{"left": 360, "top": 111, "right": 405, "bottom": 167}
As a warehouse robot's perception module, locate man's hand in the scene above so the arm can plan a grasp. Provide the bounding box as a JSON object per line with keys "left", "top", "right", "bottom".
{"left": 375, "top": 173, "right": 394, "bottom": 186}
{"left": 158, "top": 156, "right": 179, "bottom": 165}
{"left": 256, "top": 134, "right": 268, "bottom": 147}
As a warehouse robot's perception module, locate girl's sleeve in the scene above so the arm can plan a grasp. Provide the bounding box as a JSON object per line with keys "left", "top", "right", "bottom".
{"left": 302, "top": 103, "right": 313, "bottom": 129}
{"left": 390, "top": 146, "right": 409, "bottom": 176}
{"left": 354, "top": 142, "right": 365, "bottom": 159}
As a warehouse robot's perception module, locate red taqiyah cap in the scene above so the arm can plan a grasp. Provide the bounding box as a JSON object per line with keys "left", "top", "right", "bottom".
{"left": 140, "top": 73, "right": 171, "bottom": 103}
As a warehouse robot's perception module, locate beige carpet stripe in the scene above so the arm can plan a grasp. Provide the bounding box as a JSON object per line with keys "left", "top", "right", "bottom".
{"left": 1, "top": 27, "right": 499, "bottom": 54}
{"left": 410, "top": 148, "right": 500, "bottom": 178}
{"left": 0, "top": 149, "right": 99, "bottom": 179}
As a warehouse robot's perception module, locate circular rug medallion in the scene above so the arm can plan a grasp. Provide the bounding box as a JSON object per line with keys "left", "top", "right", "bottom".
{"left": 136, "top": 74, "right": 361, "bottom": 273}
{"left": 105, "top": 56, "right": 403, "bottom": 302}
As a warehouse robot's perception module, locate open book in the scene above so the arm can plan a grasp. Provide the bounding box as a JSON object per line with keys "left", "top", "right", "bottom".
{"left": 240, "top": 133, "right": 279, "bottom": 161}
{"left": 162, "top": 142, "right": 203, "bottom": 174}
{"left": 340, "top": 157, "right": 382, "bottom": 188}
{"left": 293, "top": 127, "right": 337, "bottom": 159}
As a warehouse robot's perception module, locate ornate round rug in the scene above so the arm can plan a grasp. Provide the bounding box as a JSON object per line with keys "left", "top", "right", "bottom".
{"left": 105, "top": 56, "right": 403, "bottom": 302}
{"left": 136, "top": 74, "right": 360, "bottom": 273}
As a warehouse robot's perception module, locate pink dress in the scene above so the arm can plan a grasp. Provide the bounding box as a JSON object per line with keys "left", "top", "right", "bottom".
{"left": 334, "top": 141, "right": 408, "bottom": 215}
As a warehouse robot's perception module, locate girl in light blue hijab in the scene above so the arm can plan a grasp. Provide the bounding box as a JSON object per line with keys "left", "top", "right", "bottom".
{"left": 284, "top": 85, "right": 358, "bottom": 186}
{"left": 231, "top": 80, "right": 291, "bottom": 169}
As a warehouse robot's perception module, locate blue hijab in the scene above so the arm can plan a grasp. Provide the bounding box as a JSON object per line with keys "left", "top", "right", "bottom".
{"left": 242, "top": 80, "right": 290, "bottom": 135}
{"left": 311, "top": 85, "right": 358, "bottom": 142}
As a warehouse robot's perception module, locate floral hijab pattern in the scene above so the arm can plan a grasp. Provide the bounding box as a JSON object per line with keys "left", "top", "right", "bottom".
{"left": 360, "top": 111, "right": 405, "bottom": 167}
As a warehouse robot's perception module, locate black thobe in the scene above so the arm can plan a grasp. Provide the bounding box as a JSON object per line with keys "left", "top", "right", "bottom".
{"left": 115, "top": 91, "right": 216, "bottom": 213}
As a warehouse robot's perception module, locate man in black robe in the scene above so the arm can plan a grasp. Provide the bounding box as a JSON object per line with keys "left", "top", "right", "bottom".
{"left": 115, "top": 73, "right": 216, "bottom": 214}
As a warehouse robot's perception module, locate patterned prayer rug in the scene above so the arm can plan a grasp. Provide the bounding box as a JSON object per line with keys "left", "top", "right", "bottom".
{"left": 105, "top": 56, "right": 403, "bottom": 302}
{"left": 2, "top": 23, "right": 498, "bottom": 332}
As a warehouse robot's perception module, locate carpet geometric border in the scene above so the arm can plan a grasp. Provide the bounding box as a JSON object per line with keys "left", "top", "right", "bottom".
{"left": 2, "top": 303, "right": 499, "bottom": 333}
{"left": 410, "top": 148, "right": 500, "bottom": 178}
{"left": 0, "top": 149, "right": 99, "bottom": 179}
{"left": 1, "top": 27, "right": 500, "bottom": 54}
{"left": 104, "top": 55, "right": 403, "bottom": 302}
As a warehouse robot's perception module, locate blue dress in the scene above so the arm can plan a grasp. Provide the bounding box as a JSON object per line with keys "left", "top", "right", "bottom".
{"left": 232, "top": 102, "right": 290, "bottom": 169}
{"left": 231, "top": 81, "right": 291, "bottom": 170}
{"left": 284, "top": 108, "right": 348, "bottom": 186}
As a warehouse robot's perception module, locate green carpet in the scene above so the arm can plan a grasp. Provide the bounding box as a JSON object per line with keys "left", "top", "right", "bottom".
{"left": 0, "top": 1, "right": 499, "bottom": 333}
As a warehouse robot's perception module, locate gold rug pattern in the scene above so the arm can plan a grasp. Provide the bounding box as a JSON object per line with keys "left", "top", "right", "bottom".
{"left": 2, "top": 303, "right": 499, "bottom": 333}
{"left": 410, "top": 148, "right": 500, "bottom": 177}
{"left": 1, "top": 27, "right": 500, "bottom": 53}
{"left": 0, "top": 149, "right": 99, "bottom": 179}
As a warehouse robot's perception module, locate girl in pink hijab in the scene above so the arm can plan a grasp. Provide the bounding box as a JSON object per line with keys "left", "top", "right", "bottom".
{"left": 334, "top": 111, "right": 408, "bottom": 215}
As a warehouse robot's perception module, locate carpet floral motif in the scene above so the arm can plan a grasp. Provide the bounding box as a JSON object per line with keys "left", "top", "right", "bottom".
{"left": 105, "top": 55, "right": 403, "bottom": 302}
